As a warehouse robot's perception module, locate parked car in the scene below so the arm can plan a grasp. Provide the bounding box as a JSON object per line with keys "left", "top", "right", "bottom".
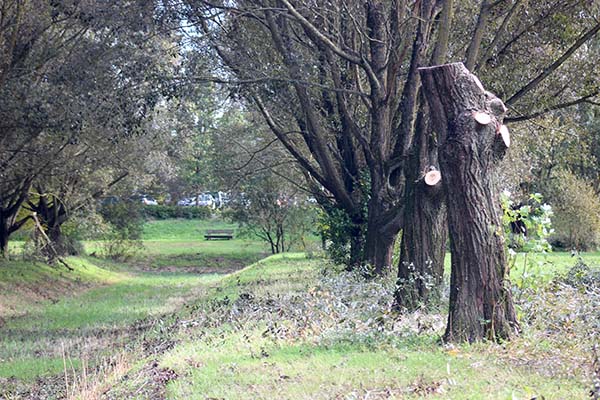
{"left": 140, "top": 195, "right": 158, "bottom": 205}
{"left": 197, "top": 193, "right": 215, "bottom": 208}
{"left": 218, "top": 192, "right": 230, "bottom": 207}
{"left": 177, "top": 198, "right": 192, "bottom": 206}
{"left": 181, "top": 193, "right": 215, "bottom": 208}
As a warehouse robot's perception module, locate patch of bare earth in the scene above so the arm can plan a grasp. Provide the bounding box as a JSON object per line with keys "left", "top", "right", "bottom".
{"left": 102, "top": 359, "right": 178, "bottom": 400}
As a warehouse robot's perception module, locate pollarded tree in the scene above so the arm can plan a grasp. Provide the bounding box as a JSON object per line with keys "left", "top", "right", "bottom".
{"left": 419, "top": 62, "right": 517, "bottom": 342}
{"left": 184, "top": 0, "right": 443, "bottom": 273}
{"left": 182, "top": 0, "right": 600, "bottom": 313}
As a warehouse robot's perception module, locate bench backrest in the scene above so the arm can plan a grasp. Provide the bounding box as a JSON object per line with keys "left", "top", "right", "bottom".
{"left": 205, "top": 229, "right": 234, "bottom": 234}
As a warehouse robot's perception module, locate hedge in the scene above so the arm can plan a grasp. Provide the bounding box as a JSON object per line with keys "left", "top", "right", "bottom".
{"left": 140, "top": 205, "right": 212, "bottom": 220}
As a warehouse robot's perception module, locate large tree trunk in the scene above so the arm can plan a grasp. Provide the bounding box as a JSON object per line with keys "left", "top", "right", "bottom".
{"left": 0, "top": 209, "right": 26, "bottom": 259}
{"left": 28, "top": 195, "right": 71, "bottom": 256}
{"left": 396, "top": 105, "right": 447, "bottom": 311}
{"left": 396, "top": 184, "right": 445, "bottom": 310}
{"left": 348, "top": 221, "right": 365, "bottom": 269}
{"left": 363, "top": 218, "right": 396, "bottom": 275}
{"left": 363, "top": 185, "right": 401, "bottom": 275}
{"left": 0, "top": 182, "right": 31, "bottom": 259}
{"left": 419, "top": 62, "right": 518, "bottom": 342}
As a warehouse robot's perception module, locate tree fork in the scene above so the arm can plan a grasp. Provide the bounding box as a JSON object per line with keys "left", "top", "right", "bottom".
{"left": 419, "top": 62, "right": 518, "bottom": 342}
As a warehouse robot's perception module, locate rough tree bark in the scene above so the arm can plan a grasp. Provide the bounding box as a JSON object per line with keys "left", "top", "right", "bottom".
{"left": 29, "top": 196, "right": 72, "bottom": 256}
{"left": 419, "top": 62, "right": 518, "bottom": 342}
{"left": 396, "top": 0, "right": 452, "bottom": 309}
{"left": 363, "top": 210, "right": 397, "bottom": 274}
{"left": 0, "top": 208, "right": 28, "bottom": 258}
{"left": 0, "top": 214, "right": 13, "bottom": 258}
{"left": 396, "top": 105, "right": 447, "bottom": 310}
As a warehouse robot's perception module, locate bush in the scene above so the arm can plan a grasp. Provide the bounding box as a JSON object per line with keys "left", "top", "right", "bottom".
{"left": 560, "top": 258, "right": 600, "bottom": 289}
{"left": 501, "top": 191, "right": 553, "bottom": 252}
{"left": 140, "top": 204, "right": 212, "bottom": 220}
{"left": 545, "top": 170, "right": 600, "bottom": 251}
{"left": 98, "top": 202, "right": 145, "bottom": 260}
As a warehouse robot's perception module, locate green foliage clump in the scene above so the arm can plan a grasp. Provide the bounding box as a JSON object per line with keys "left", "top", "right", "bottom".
{"left": 560, "top": 258, "right": 600, "bottom": 289}
{"left": 501, "top": 191, "right": 553, "bottom": 253}
{"left": 317, "top": 206, "right": 361, "bottom": 266}
{"left": 317, "top": 171, "right": 369, "bottom": 267}
{"left": 98, "top": 202, "right": 144, "bottom": 260}
{"left": 501, "top": 191, "right": 554, "bottom": 294}
{"left": 140, "top": 204, "right": 212, "bottom": 220}
{"left": 546, "top": 170, "right": 600, "bottom": 251}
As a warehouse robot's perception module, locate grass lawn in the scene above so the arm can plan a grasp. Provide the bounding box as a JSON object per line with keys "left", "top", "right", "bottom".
{"left": 0, "top": 258, "right": 224, "bottom": 387}
{"left": 150, "top": 254, "right": 594, "bottom": 400}
{"left": 82, "top": 218, "right": 271, "bottom": 270}
{"left": 0, "top": 218, "right": 268, "bottom": 397}
{"left": 0, "top": 218, "right": 597, "bottom": 399}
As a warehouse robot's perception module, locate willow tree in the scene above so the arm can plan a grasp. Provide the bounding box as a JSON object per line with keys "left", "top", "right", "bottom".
{"left": 0, "top": 0, "right": 177, "bottom": 257}
{"left": 420, "top": 62, "right": 517, "bottom": 341}
{"left": 182, "top": 0, "right": 600, "bottom": 313}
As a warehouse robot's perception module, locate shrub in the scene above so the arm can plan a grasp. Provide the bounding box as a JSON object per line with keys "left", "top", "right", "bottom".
{"left": 545, "top": 170, "right": 600, "bottom": 251}
{"left": 501, "top": 191, "right": 553, "bottom": 253}
{"left": 317, "top": 206, "right": 364, "bottom": 267}
{"left": 560, "top": 258, "right": 600, "bottom": 289}
{"left": 140, "top": 205, "right": 212, "bottom": 220}
{"left": 98, "top": 202, "right": 145, "bottom": 260}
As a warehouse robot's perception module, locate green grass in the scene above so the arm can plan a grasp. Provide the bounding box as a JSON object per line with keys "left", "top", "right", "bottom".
{"left": 441, "top": 250, "right": 600, "bottom": 285}
{"left": 82, "top": 218, "right": 270, "bottom": 270}
{"left": 0, "top": 358, "right": 82, "bottom": 382}
{"left": 2, "top": 218, "right": 597, "bottom": 398}
{"left": 154, "top": 254, "right": 591, "bottom": 400}
{"left": 3, "top": 268, "right": 218, "bottom": 332}
{"left": 142, "top": 218, "right": 239, "bottom": 241}
{"left": 0, "top": 257, "right": 122, "bottom": 319}
{"left": 163, "top": 332, "right": 583, "bottom": 399}
{"left": 0, "top": 218, "right": 269, "bottom": 386}
{"left": 0, "top": 257, "right": 227, "bottom": 381}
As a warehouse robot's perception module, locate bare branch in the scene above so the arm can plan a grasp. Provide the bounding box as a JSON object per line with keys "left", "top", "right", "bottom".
{"left": 505, "top": 91, "right": 600, "bottom": 123}
{"left": 279, "top": 0, "right": 361, "bottom": 64}
{"left": 465, "top": 0, "right": 491, "bottom": 70}
{"left": 475, "top": 0, "right": 522, "bottom": 72}
{"left": 507, "top": 22, "right": 600, "bottom": 106}
{"left": 188, "top": 75, "right": 368, "bottom": 97}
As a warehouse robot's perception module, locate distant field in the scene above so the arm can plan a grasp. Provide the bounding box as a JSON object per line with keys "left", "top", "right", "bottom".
{"left": 142, "top": 218, "right": 239, "bottom": 241}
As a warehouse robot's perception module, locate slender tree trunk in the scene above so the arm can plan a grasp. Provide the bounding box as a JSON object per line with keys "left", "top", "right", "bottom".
{"left": 419, "top": 62, "right": 518, "bottom": 342}
{"left": 0, "top": 209, "right": 21, "bottom": 259}
{"left": 396, "top": 105, "right": 447, "bottom": 311}
{"left": 0, "top": 218, "right": 10, "bottom": 259}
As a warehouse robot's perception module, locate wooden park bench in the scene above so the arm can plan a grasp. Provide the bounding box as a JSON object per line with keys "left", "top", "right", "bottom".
{"left": 204, "top": 229, "right": 234, "bottom": 240}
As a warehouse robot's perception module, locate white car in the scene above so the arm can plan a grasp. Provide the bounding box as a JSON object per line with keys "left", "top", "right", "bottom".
{"left": 186, "top": 194, "right": 215, "bottom": 208}
{"left": 141, "top": 196, "right": 158, "bottom": 205}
